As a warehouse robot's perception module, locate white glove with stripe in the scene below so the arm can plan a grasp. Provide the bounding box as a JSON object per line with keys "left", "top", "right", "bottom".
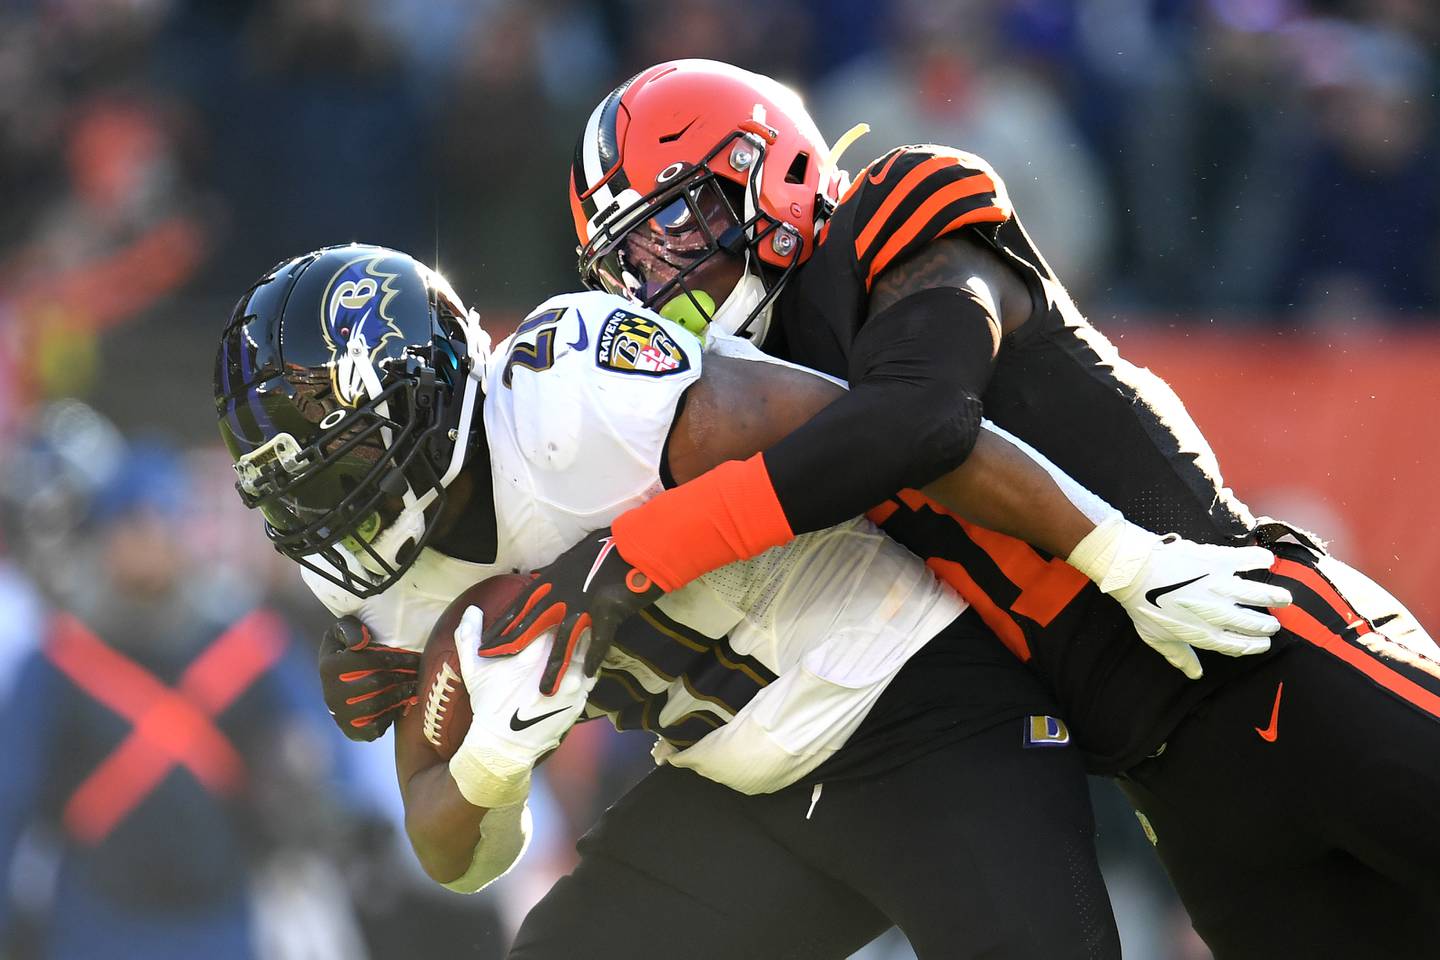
{"left": 1068, "top": 516, "right": 1292, "bottom": 679}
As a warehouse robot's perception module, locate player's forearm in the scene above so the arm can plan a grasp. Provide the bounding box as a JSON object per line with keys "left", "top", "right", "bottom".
{"left": 395, "top": 697, "right": 508, "bottom": 887}
{"left": 922, "top": 428, "right": 1101, "bottom": 558}
{"left": 615, "top": 311, "right": 994, "bottom": 590}
{"left": 402, "top": 761, "right": 489, "bottom": 884}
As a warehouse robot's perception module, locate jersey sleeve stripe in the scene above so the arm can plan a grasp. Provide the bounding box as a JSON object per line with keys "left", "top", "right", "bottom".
{"left": 865, "top": 204, "right": 1009, "bottom": 291}
{"left": 838, "top": 148, "right": 901, "bottom": 209}
{"left": 852, "top": 154, "right": 963, "bottom": 262}
{"left": 863, "top": 174, "right": 1002, "bottom": 288}
{"left": 936, "top": 205, "right": 1010, "bottom": 236}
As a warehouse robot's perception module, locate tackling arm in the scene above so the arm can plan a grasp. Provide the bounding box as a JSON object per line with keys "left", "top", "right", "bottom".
{"left": 490, "top": 234, "right": 1289, "bottom": 686}
{"left": 625, "top": 231, "right": 1095, "bottom": 585}
{"left": 664, "top": 349, "right": 1094, "bottom": 558}
{"left": 488, "top": 328, "right": 1117, "bottom": 690}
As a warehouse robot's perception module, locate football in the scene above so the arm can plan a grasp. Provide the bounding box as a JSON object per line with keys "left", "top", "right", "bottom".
{"left": 419, "top": 573, "right": 531, "bottom": 760}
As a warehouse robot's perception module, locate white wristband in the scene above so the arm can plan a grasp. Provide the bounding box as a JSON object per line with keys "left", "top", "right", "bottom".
{"left": 1066, "top": 514, "right": 1160, "bottom": 593}
{"left": 448, "top": 733, "right": 534, "bottom": 810}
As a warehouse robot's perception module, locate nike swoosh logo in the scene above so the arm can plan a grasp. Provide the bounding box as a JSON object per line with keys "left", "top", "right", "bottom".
{"left": 866, "top": 151, "right": 904, "bottom": 185}
{"left": 1255, "top": 681, "right": 1284, "bottom": 743}
{"left": 582, "top": 536, "right": 616, "bottom": 592}
{"left": 1144, "top": 574, "right": 1207, "bottom": 607}
{"left": 568, "top": 314, "right": 589, "bottom": 351}
{"left": 658, "top": 117, "right": 697, "bottom": 144}
{"left": 510, "top": 706, "right": 569, "bottom": 731}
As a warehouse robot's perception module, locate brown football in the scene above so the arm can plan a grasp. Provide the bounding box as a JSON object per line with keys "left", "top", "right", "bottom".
{"left": 419, "top": 574, "right": 531, "bottom": 760}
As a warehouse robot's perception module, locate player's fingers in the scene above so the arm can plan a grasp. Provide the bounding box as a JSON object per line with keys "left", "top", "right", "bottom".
{"left": 502, "top": 583, "right": 554, "bottom": 638}
{"left": 343, "top": 722, "right": 382, "bottom": 743}
{"left": 582, "top": 619, "right": 612, "bottom": 678}
{"left": 336, "top": 666, "right": 417, "bottom": 689}
{"left": 1229, "top": 546, "right": 1279, "bottom": 574}
{"left": 541, "top": 612, "right": 591, "bottom": 696}
{"left": 320, "top": 617, "right": 365, "bottom": 657}
{"left": 343, "top": 681, "right": 417, "bottom": 707}
{"left": 481, "top": 597, "right": 564, "bottom": 657}
{"left": 331, "top": 616, "right": 372, "bottom": 650}
{"left": 1223, "top": 578, "right": 1292, "bottom": 610}
{"left": 334, "top": 647, "right": 421, "bottom": 674}
{"left": 347, "top": 698, "right": 409, "bottom": 740}
{"left": 1156, "top": 639, "right": 1204, "bottom": 680}
{"left": 479, "top": 582, "right": 550, "bottom": 648}
{"left": 1178, "top": 599, "right": 1281, "bottom": 637}
{"left": 326, "top": 707, "right": 376, "bottom": 741}
{"left": 1178, "top": 618, "right": 1273, "bottom": 656}
{"left": 1214, "top": 632, "right": 1271, "bottom": 658}
{"left": 456, "top": 605, "right": 485, "bottom": 648}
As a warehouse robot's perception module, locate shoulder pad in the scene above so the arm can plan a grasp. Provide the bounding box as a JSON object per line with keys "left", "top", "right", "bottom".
{"left": 842, "top": 145, "right": 1012, "bottom": 290}
{"left": 488, "top": 292, "right": 702, "bottom": 519}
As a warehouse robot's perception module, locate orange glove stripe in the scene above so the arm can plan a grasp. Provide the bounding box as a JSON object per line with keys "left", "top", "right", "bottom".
{"left": 338, "top": 667, "right": 418, "bottom": 683}
{"left": 547, "top": 612, "right": 592, "bottom": 696}
{"left": 344, "top": 682, "right": 412, "bottom": 706}
{"left": 503, "top": 582, "right": 553, "bottom": 637}
{"left": 349, "top": 699, "right": 412, "bottom": 727}
{"left": 481, "top": 602, "right": 567, "bottom": 657}
{"left": 612, "top": 454, "right": 795, "bottom": 592}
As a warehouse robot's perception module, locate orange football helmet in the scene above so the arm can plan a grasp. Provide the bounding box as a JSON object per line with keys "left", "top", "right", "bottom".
{"left": 570, "top": 59, "right": 844, "bottom": 342}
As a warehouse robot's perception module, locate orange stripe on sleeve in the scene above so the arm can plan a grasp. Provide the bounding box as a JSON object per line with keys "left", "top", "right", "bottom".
{"left": 864, "top": 174, "right": 1000, "bottom": 288}
{"left": 853, "top": 155, "right": 961, "bottom": 262}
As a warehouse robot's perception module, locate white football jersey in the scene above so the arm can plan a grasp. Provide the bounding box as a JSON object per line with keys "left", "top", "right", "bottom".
{"left": 304, "top": 291, "right": 966, "bottom": 793}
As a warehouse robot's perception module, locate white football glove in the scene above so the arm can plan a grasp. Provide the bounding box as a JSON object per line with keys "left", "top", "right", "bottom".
{"left": 1068, "top": 515, "right": 1292, "bottom": 680}
{"left": 447, "top": 606, "right": 596, "bottom": 809}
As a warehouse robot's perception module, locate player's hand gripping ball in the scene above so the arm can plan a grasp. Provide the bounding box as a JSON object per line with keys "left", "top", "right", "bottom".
{"left": 419, "top": 574, "right": 531, "bottom": 759}
{"left": 318, "top": 617, "right": 420, "bottom": 742}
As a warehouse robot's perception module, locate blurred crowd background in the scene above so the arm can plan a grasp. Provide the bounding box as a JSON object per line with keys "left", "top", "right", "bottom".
{"left": 0, "top": 1, "right": 1435, "bottom": 958}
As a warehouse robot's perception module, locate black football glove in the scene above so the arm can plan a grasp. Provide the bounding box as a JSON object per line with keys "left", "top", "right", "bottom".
{"left": 479, "top": 528, "right": 663, "bottom": 695}
{"left": 318, "top": 616, "right": 420, "bottom": 742}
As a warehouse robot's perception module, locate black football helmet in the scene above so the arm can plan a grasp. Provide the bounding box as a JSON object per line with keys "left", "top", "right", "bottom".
{"left": 214, "top": 244, "right": 490, "bottom": 597}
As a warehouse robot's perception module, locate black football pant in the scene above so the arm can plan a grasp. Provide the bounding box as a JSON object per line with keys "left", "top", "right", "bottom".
{"left": 509, "top": 719, "right": 1120, "bottom": 960}
{"left": 1119, "top": 548, "right": 1440, "bottom": 959}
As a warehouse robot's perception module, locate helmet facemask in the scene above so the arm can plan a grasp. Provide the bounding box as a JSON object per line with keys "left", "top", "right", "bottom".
{"left": 233, "top": 369, "right": 439, "bottom": 596}
{"left": 225, "top": 283, "right": 490, "bottom": 600}
{"left": 578, "top": 129, "right": 802, "bottom": 344}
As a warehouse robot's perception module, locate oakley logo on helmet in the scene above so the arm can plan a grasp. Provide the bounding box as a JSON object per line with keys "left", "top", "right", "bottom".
{"left": 320, "top": 254, "right": 405, "bottom": 406}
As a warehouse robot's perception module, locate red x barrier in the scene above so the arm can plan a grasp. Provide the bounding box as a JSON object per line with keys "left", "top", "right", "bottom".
{"left": 44, "top": 610, "right": 286, "bottom": 845}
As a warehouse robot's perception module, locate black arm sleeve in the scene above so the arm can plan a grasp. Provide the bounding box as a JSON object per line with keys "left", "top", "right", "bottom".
{"left": 763, "top": 286, "right": 997, "bottom": 534}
